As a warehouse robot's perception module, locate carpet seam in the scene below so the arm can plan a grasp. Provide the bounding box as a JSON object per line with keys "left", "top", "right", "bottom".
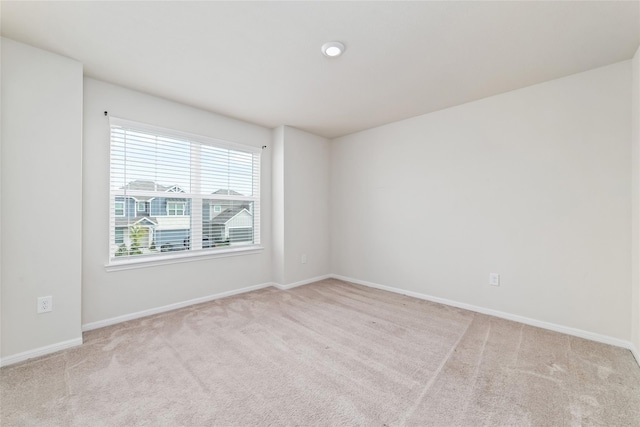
{"left": 396, "top": 313, "right": 475, "bottom": 425}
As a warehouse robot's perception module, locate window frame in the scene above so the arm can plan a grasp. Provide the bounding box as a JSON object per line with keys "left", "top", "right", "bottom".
{"left": 107, "top": 117, "right": 263, "bottom": 270}
{"left": 166, "top": 201, "right": 186, "bottom": 216}
{"left": 114, "top": 201, "right": 125, "bottom": 217}
{"left": 115, "top": 228, "right": 125, "bottom": 244}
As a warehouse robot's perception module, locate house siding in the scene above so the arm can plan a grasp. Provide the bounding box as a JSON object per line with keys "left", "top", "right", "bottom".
{"left": 115, "top": 196, "right": 136, "bottom": 218}
{"left": 150, "top": 198, "right": 164, "bottom": 216}
{"left": 227, "top": 210, "right": 252, "bottom": 228}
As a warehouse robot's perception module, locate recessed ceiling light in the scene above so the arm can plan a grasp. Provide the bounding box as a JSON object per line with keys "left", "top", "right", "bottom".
{"left": 321, "top": 41, "right": 345, "bottom": 57}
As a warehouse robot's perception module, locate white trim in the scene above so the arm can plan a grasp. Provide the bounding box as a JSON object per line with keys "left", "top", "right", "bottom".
{"left": 0, "top": 337, "right": 83, "bottom": 367}
{"left": 123, "top": 217, "right": 157, "bottom": 227}
{"left": 106, "top": 245, "right": 264, "bottom": 271}
{"left": 631, "top": 343, "right": 640, "bottom": 368}
{"left": 82, "top": 282, "right": 275, "bottom": 332}
{"left": 165, "top": 185, "right": 185, "bottom": 193}
{"left": 273, "top": 274, "right": 333, "bottom": 290}
{"left": 330, "top": 274, "right": 635, "bottom": 351}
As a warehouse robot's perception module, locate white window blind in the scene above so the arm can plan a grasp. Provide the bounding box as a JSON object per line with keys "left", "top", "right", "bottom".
{"left": 109, "top": 117, "right": 261, "bottom": 263}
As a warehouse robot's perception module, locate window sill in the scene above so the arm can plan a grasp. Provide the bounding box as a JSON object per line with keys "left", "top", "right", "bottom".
{"left": 105, "top": 245, "right": 264, "bottom": 272}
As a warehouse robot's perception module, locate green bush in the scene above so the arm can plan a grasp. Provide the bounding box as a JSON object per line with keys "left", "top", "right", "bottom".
{"left": 115, "top": 244, "right": 129, "bottom": 257}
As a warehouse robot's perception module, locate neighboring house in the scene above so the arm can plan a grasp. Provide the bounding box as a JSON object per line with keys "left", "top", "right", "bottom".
{"left": 203, "top": 189, "right": 244, "bottom": 222}
{"left": 115, "top": 180, "right": 253, "bottom": 253}
{"left": 202, "top": 189, "right": 254, "bottom": 244}
{"left": 115, "top": 180, "right": 191, "bottom": 252}
{"left": 203, "top": 205, "right": 253, "bottom": 245}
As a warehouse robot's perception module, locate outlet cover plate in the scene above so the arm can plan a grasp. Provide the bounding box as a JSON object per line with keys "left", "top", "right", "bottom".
{"left": 37, "top": 296, "right": 53, "bottom": 313}
{"left": 489, "top": 273, "right": 500, "bottom": 287}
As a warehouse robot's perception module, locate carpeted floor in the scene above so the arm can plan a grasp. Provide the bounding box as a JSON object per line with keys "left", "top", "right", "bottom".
{"left": 2, "top": 278, "right": 639, "bottom": 426}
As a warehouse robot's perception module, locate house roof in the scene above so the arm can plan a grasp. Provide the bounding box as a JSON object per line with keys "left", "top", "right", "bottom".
{"left": 115, "top": 216, "right": 158, "bottom": 228}
{"left": 119, "top": 180, "right": 185, "bottom": 201}
{"left": 208, "top": 206, "right": 251, "bottom": 225}
{"left": 121, "top": 180, "right": 173, "bottom": 192}
{"left": 211, "top": 189, "right": 243, "bottom": 196}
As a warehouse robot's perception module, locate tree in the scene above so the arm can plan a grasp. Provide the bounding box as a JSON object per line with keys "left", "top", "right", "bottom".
{"left": 128, "top": 225, "right": 144, "bottom": 255}
{"left": 115, "top": 225, "right": 146, "bottom": 256}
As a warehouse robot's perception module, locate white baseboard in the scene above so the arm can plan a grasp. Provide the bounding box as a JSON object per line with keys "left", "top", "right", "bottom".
{"left": 14, "top": 274, "right": 633, "bottom": 368}
{"left": 82, "top": 282, "right": 275, "bottom": 332}
{"left": 83, "top": 274, "right": 332, "bottom": 332}
{"left": 331, "top": 274, "right": 635, "bottom": 351}
{"left": 631, "top": 343, "right": 640, "bottom": 368}
{"left": 0, "top": 337, "right": 83, "bottom": 367}
{"left": 273, "top": 274, "right": 333, "bottom": 290}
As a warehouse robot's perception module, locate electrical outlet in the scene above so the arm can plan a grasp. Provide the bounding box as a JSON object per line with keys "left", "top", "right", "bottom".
{"left": 37, "top": 296, "right": 53, "bottom": 313}
{"left": 489, "top": 273, "right": 500, "bottom": 287}
{"left": 301, "top": 254, "right": 307, "bottom": 264}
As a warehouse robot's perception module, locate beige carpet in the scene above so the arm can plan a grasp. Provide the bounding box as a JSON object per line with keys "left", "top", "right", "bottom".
{"left": 2, "top": 278, "right": 639, "bottom": 426}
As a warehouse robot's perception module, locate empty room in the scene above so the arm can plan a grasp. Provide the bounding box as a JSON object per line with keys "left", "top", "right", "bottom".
{"left": 1, "top": 1, "right": 640, "bottom": 425}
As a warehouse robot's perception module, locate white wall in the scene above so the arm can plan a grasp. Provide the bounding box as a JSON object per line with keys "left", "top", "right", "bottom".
{"left": 1, "top": 38, "right": 83, "bottom": 360}
{"left": 331, "top": 61, "right": 632, "bottom": 341}
{"left": 82, "top": 78, "right": 272, "bottom": 326}
{"left": 632, "top": 45, "right": 640, "bottom": 358}
{"left": 272, "top": 126, "right": 285, "bottom": 285}
{"left": 1, "top": 34, "right": 4, "bottom": 361}
{"left": 272, "top": 126, "right": 331, "bottom": 286}
{"left": 282, "top": 126, "right": 331, "bottom": 285}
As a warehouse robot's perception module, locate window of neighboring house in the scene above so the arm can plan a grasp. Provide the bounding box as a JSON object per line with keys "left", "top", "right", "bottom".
{"left": 115, "top": 201, "right": 125, "bottom": 217}
{"left": 210, "top": 204, "right": 222, "bottom": 218}
{"left": 108, "top": 117, "right": 262, "bottom": 266}
{"left": 115, "top": 228, "right": 124, "bottom": 244}
{"left": 167, "top": 201, "right": 186, "bottom": 216}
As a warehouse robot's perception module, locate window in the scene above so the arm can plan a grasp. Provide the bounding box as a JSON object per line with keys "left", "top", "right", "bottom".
{"left": 109, "top": 117, "right": 261, "bottom": 264}
{"left": 210, "top": 204, "right": 223, "bottom": 220}
{"left": 167, "top": 201, "right": 186, "bottom": 216}
{"left": 115, "top": 201, "right": 125, "bottom": 217}
{"left": 115, "top": 228, "right": 124, "bottom": 244}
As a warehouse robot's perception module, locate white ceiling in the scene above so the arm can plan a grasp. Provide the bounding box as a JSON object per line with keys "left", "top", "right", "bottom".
{"left": 2, "top": 1, "right": 639, "bottom": 138}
